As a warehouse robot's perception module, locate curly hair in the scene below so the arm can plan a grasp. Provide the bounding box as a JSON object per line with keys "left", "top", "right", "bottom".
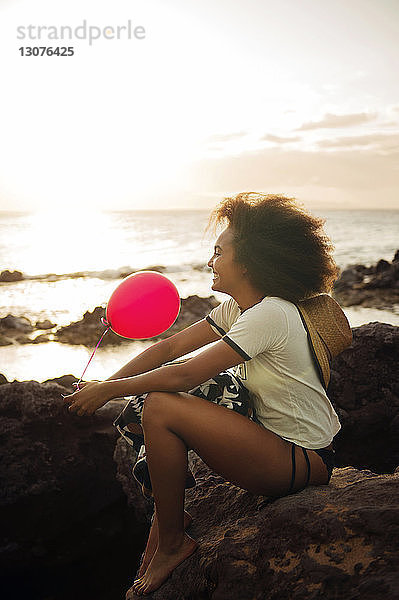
{"left": 208, "top": 192, "right": 339, "bottom": 302}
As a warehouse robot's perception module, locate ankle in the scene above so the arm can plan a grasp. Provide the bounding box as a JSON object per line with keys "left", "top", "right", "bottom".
{"left": 157, "top": 532, "right": 186, "bottom": 554}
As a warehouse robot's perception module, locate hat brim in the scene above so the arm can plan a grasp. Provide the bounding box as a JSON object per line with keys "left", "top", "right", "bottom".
{"left": 296, "top": 294, "right": 352, "bottom": 390}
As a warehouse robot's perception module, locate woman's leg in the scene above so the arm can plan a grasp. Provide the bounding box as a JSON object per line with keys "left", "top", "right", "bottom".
{"left": 129, "top": 391, "right": 329, "bottom": 596}
{"left": 127, "top": 422, "right": 193, "bottom": 575}
{"left": 136, "top": 509, "right": 193, "bottom": 577}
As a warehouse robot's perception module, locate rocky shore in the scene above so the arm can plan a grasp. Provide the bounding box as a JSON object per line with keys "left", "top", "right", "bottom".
{"left": 1, "top": 321, "right": 398, "bottom": 599}
{"left": 0, "top": 295, "right": 220, "bottom": 347}
{"left": 333, "top": 249, "right": 399, "bottom": 309}
{"left": 1, "top": 250, "right": 398, "bottom": 348}
{"left": 0, "top": 378, "right": 150, "bottom": 599}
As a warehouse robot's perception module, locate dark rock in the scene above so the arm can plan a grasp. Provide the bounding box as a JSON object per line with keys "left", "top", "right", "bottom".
{"left": 334, "top": 251, "right": 399, "bottom": 309}
{"left": 0, "top": 315, "right": 36, "bottom": 344}
{"left": 141, "top": 265, "right": 166, "bottom": 273}
{"left": 333, "top": 266, "right": 364, "bottom": 291}
{"left": 35, "top": 319, "right": 56, "bottom": 330}
{"left": 376, "top": 259, "right": 391, "bottom": 273}
{"left": 0, "top": 382, "right": 146, "bottom": 598}
{"left": 158, "top": 295, "right": 220, "bottom": 339}
{"left": 0, "top": 270, "right": 23, "bottom": 282}
{"left": 0, "top": 373, "right": 8, "bottom": 385}
{"left": 15, "top": 334, "right": 32, "bottom": 344}
{"left": 55, "top": 306, "right": 121, "bottom": 346}
{"left": 114, "top": 437, "right": 156, "bottom": 526}
{"left": 119, "top": 453, "right": 399, "bottom": 600}
{"left": 31, "top": 333, "right": 51, "bottom": 344}
{"left": 364, "top": 261, "right": 399, "bottom": 290}
{"left": 0, "top": 314, "right": 33, "bottom": 332}
{"left": 42, "top": 374, "right": 79, "bottom": 391}
{"left": 114, "top": 322, "right": 399, "bottom": 599}
{"left": 2, "top": 317, "right": 397, "bottom": 598}
{"left": 329, "top": 322, "right": 399, "bottom": 473}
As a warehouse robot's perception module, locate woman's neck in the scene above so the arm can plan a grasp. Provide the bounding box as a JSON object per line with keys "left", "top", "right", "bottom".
{"left": 232, "top": 287, "right": 265, "bottom": 313}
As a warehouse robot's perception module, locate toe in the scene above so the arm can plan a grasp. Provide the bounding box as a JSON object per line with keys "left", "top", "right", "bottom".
{"left": 133, "top": 578, "right": 146, "bottom": 594}
{"left": 126, "top": 586, "right": 139, "bottom": 599}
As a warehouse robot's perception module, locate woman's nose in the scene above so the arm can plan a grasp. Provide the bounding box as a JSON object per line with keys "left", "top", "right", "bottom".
{"left": 207, "top": 256, "right": 213, "bottom": 268}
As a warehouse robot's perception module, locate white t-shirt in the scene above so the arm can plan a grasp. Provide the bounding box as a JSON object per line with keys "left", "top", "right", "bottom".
{"left": 206, "top": 296, "right": 341, "bottom": 449}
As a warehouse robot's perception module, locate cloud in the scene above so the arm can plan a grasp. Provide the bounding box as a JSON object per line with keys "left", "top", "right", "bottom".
{"left": 297, "top": 112, "right": 377, "bottom": 131}
{"left": 317, "top": 132, "right": 399, "bottom": 152}
{"left": 207, "top": 131, "right": 247, "bottom": 142}
{"left": 262, "top": 134, "right": 302, "bottom": 144}
{"left": 188, "top": 145, "right": 399, "bottom": 208}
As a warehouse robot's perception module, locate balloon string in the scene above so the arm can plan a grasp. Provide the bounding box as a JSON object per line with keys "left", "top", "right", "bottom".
{"left": 76, "top": 323, "right": 111, "bottom": 390}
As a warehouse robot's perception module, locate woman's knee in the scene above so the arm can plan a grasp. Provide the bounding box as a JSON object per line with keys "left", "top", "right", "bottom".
{"left": 141, "top": 391, "right": 173, "bottom": 425}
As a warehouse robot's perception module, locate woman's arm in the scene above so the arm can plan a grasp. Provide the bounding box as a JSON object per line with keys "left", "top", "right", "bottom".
{"left": 66, "top": 337, "right": 244, "bottom": 416}
{"left": 106, "top": 318, "right": 220, "bottom": 380}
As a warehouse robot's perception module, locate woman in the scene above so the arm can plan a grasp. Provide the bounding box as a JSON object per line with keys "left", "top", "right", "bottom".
{"left": 65, "top": 193, "right": 342, "bottom": 597}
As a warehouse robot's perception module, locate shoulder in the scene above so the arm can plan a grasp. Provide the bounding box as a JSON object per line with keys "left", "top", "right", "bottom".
{"left": 209, "top": 296, "right": 241, "bottom": 320}
{"left": 223, "top": 296, "right": 241, "bottom": 315}
{"left": 238, "top": 297, "right": 299, "bottom": 338}
{"left": 224, "top": 297, "right": 293, "bottom": 358}
{"left": 242, "top": 296, "right": 293, "bottom": 322}
{"left": 207, "top": 296, "right": 241, "bottom": 335}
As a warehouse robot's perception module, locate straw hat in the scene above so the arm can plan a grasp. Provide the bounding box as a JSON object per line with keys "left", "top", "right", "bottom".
{"left": 296, "top": 294, "right": 352, "bottom": 390}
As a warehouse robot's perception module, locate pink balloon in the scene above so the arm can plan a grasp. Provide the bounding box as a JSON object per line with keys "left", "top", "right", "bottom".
{"left": 106, "top": 271, "right": 180, "bottom": 339}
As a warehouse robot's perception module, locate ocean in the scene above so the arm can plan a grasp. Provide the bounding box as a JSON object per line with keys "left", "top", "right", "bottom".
{"left": 1, "top": 209, "right": 398, "bottom": 382}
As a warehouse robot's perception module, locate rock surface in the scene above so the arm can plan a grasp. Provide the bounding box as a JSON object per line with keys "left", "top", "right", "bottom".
{"left": 0, "top": 381, "right": 147, "bottom": 599}
{"left": 55, "top": 295, "right": 220, "bottom": 346}
{"left": 329, "top": 322, "right": 399, "bottom": 473}
{"left": 0, "top": 314, "right": 57, "bottom": 346}
{"left": 35, "top": 319, "right": 56, "bottom": 330}
{"left": 2, "top": 321, "right": 398, "bottom": 599}
{"left": 42, "top": 373, "right": 79, "bottom": 391}
{"left": 0, "top": 269, "right": 24, "bottom": 282}
{"left": 123, "top": 456, "right": 398, "bottom": 600}
{"left": 333, "top": 250, "right": 399, "bottom": 309}
{"left": 115, "top": 321, "right": 399, "bottom": 599}
{"left": 0, "top": 314, "right": 33, "bottom": 332}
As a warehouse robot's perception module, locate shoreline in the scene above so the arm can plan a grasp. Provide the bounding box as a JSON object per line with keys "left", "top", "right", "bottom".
{"left": 1, "top": 310, "right": 399, "bottom": 383}
{"left": 1, "top": 250, "right": 398, "bottom": 381}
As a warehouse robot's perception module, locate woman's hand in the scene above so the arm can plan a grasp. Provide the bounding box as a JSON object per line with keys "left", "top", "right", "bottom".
{"left": 63, "top": 380, "right": 114, "bottom": 416}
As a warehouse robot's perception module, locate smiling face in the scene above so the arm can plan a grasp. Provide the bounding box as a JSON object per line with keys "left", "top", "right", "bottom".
{"left": 207, "top": 228, "right": 246, "bottom": 295}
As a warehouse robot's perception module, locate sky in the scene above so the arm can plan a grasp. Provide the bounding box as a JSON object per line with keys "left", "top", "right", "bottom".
{"left": 0, "top": 0, "right": 398, "bottom": 212}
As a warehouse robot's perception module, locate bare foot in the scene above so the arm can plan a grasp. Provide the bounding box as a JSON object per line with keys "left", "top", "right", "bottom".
{"left": 136, "top": 510, "right": 192, "bottom": 578}
{"left": 131, "top": 532, "right": 198, "bottom": 595}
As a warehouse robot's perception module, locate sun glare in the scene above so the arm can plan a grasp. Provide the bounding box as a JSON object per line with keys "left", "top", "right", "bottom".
{"left": 25, "top": 209, "right": 120, "bottom": 273}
